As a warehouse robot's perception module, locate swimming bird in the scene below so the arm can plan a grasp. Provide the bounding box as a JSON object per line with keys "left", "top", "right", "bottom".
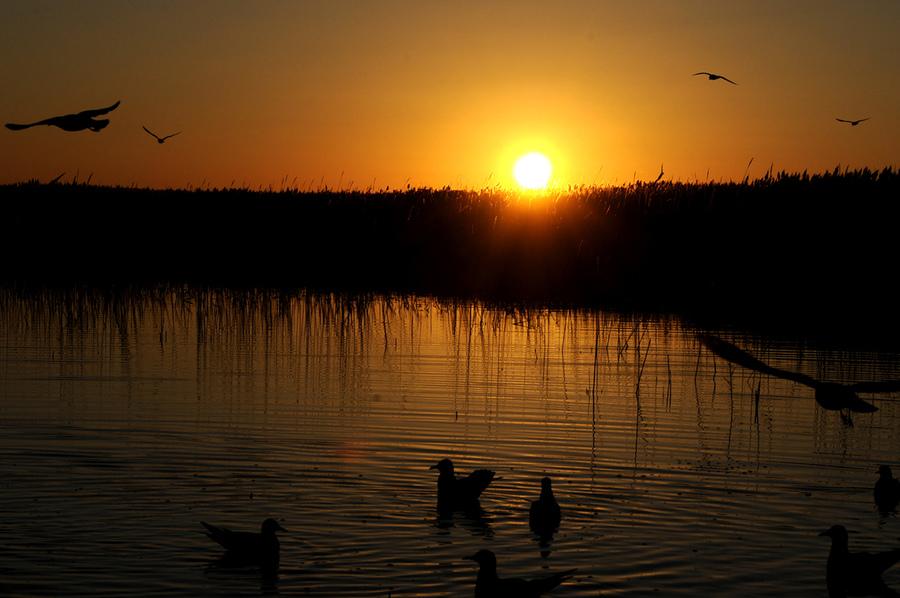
{"left": 430, "top": 458, "right": 495, "bottom": 507}
{"left": 529, "top": 477, "right": 561, "bottom": 536}
{"left": 465, "top": 549, "right": 576, "bottom": 597}
{"left": 693, "top": 71, "right": 738, "bottom": 85}
{"left": 698, "top": 334, "right": 900, "bottom": 420}
{"left": 820, "top": 524, "right": 900, "bottom": 597}
{"left": 142, "top": 125, "right": 181, "bottom": 144}
{"left": 5, "top": 100, "right": 120, "bottom": 132}
{"left": 875, "top": 465, "right": 900, "bottom": 513}
{"left": 836, "top": 117, "right": 870, "bottom": 127}
{"left": 201, "top": 518, "right": 285, "bottom": 569}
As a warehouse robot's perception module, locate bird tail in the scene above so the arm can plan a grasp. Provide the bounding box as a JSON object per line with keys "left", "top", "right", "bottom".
{"left": 533, "top": 568, "right": 578, "bottom": 593}
{"left": 200, "top": 521, "right": 227, "bottom": 546}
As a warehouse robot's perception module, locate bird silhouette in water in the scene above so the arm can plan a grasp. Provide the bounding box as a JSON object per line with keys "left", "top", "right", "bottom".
{"left": 528, "top": 477, "right": 562, "bottom": 535}
{"left": 5, "top": 101, "right": 120, "bottom": 132}
{"left": 698, "top": 334, "right": 900, "bottom": 425}
{"left": 430, "top": 458, "right": 495, "bottom": 508}
{"left": 466, "top": 549, "right": 576, "bottom": 597}
{"left": 836, "top": 117, "right": 870, "bottom": 127}
{"left": 693, "top": 71, "right": 738, "bottom": 85}
{"left": 820, "top": 525, "right": 900, "bottom": 597}
{"left": 875, "top": 465, "right": 900, "bottom": 514}
{"left": 530, "top": 477, "right": 562, "bottom": 557}
{"left": 142, "top": 125, "right": 181, "bottom": 144}
{"left": 201, "top": 518, "right": 285, "bottom": 571}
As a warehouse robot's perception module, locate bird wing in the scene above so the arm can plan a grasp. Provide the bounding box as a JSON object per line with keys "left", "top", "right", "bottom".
{"left": 142, "top": 126, "right": 161, "bottom": 140}
{"left": 161, "top": 131, "right": 182, "bottom": 141}
{"left": 852, "top": 549, "right": 900, "bottom": 576}
{"left": 848, "top": 380, "right": 900, "bottom": 393}
{"left": 692, "top": 72, "right": 711, "bottom": 76}
{"left": 856, "top": 117, "right": 871, "bottom": 124}
{"left": 720, "top": 75, "right": 738, "bottom": 85}
{"left": 698, "top": 334, "right": 818, "bottom": 388}
{"left": 5, "top": 122, "right": 34, "bottom": 130}
{"left": 78, "top": 101, "right": 121, "bottom": 118}
{"left": 836, "top": 118, "right": 852, "bottom": 123}
{"left": 459, "top": 469, "right": 495, "bottom": 498}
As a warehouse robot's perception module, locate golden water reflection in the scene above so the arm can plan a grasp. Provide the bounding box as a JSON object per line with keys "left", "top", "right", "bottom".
{"left": 2, "top": 288, "right": 900, "bottom": 596}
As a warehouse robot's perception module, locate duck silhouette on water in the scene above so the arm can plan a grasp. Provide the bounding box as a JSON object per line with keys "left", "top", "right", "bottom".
{"left": 820, "top": 524, "right": 900, "bottom": 597}
{"left": 698, "top": 334, "right": 900, "bottom": 424}
{"left": 466, "top": 549, "right": 576, "bottom": 597}
{"left": 529, "top": 477, "right": 561, "bottom": 555}
{"left": 875, "top": 465, "right": 900, "bottom": 514}
{"left": 5, "top": 100, "right": 120, "bottom": 132}
{"left": 201, "top": 518, "right": 285, "bottom": 571}
{"left": 431, "top": 458, "right": 495, "bottom": 508}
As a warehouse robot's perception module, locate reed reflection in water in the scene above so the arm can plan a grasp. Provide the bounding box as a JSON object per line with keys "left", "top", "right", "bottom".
{"left": 1, "top": 288, "right": 900, "bottom": 596}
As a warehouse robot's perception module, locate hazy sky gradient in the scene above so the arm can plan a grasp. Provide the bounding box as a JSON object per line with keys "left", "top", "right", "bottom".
{"left": 1, "top": 0, "right": 898, "bottom": 189}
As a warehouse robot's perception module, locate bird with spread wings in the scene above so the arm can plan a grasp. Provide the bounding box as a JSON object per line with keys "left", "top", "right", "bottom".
{"left": 142, "top": 126, "right": 181, "bottom": 144}
{"left": 5, "top": 101, "right": 120, "bottom": 132}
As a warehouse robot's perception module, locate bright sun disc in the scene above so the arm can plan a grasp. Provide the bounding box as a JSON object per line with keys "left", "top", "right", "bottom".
{"left": 513, "top": 152, "right": 552, "bottom": 190}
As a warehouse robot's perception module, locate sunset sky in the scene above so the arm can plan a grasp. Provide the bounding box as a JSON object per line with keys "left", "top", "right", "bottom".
{"left": 1, "top": 0, "right": 898, "bottom": 190}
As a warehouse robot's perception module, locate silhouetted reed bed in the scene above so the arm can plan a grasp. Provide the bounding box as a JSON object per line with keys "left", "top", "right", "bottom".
{"left": 2, "top": 167, "right": 899, "bottom": 334}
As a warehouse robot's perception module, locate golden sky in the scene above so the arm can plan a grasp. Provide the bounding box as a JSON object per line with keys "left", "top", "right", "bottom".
{"left": 1, "top": 0, "right": 898, "bottom": 189}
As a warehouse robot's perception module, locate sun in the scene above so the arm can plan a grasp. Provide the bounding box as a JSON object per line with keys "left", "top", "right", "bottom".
{"left": 513, "top": 152, "right": 552, "bottom": 190}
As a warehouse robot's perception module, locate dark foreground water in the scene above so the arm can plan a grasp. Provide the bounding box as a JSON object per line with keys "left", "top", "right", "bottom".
{"left": 1, "top": 289, "right": 900, "bottom": 596}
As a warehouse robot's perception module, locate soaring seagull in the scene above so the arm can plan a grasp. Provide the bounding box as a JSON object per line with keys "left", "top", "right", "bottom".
{"left": 693, "top": 71, "right": 738, "bottom": 85}
{"left": 698, "top": 334, "right": 900, "bottom": 423}
{"left": 836, "top": 117, "right": 870, "bottom": 127}
{"left": 142, "top": 126, "right": 181, "bottom": 144}
{"left": 5, "top": 101, "right": 120, "bottom": 132}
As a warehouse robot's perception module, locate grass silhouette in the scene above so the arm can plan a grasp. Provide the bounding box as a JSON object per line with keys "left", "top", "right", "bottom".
{"left": 2, "top": 167, "right": 898, "bottom": 334}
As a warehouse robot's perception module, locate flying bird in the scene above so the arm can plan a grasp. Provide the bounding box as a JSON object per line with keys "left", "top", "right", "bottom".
{"left": 142, "top": 125, "right": 181, "bottom": 144}
{"left": 836, "top": 117, "right": 870, "bottom": 127}
{"left": 430, "top": 458, "right": 495, "bottom": 507}
{"left": 820, "top": 524, "right": 900, "bottom": 598}
{"left": 200, "top": 518, "right": 285, "bottom": 570}
{"left": 698, "top": 334, "right": 900, "bottom": 423}
{"left": 693, "top": 71, "right": 738, "bottom": 85}
{"left": 466, "top": 549, "right": 576, "bottom": 597}
{"left": 5, "top": 100, "right": 120, "bottom": 132}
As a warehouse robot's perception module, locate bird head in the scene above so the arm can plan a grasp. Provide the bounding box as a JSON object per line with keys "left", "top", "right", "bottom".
{"left": 878, "top": 464, "right": 893, "bottom": 478}
{"left": 430, "top": 458, "right": 454, "bottom": 474}
{"left": 465, "top": 549, "right": 497, "bottom": 568}
{"left": 261, "top": 518, "right": 286, "bottom": 534}
{"left": 819, "top": 525, "right": 848, "bottom": 546}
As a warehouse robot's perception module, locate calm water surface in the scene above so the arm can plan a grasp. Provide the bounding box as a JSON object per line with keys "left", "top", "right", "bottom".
{"left": 2, "top": 289, "right": 900, "bottom": 596}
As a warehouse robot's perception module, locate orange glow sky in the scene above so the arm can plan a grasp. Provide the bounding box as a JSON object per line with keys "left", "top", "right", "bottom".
{"left": 1, "top": 1, "right": 898, "bottom": 190}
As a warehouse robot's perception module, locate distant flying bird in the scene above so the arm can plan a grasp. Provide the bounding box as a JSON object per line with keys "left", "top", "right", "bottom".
{"left": 142, "top": 125, "right": 181, "bottom": 144}
{"left": 430, "top": 458, "right": 495, "bottom": 507}
{"left": 836, "top": 117, "right": 870, "bottom": 127}
{"left": 693, "top": 71, "right": 738, "bottom": 85}
{"left": 201, "top": 518, "right": 285, "bottom": 570}
{"left": 820, "top": 524, "right": 900, "bottom": 598}
{"left": 874, "top": 465, "right": 900, "bottom": 513}
{"left": 466, "top": 549, "right": 576, "bottom": 597}
{"left": 698, "top": 334, "right": 900, "bottom": 423}
{"left": 5, "top": 100, "right": 120, "bottom": 132}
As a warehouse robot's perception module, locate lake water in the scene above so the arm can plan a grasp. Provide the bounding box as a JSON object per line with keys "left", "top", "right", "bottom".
{"left": 2, "top": 288, "right": 900, "bottom": 596}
